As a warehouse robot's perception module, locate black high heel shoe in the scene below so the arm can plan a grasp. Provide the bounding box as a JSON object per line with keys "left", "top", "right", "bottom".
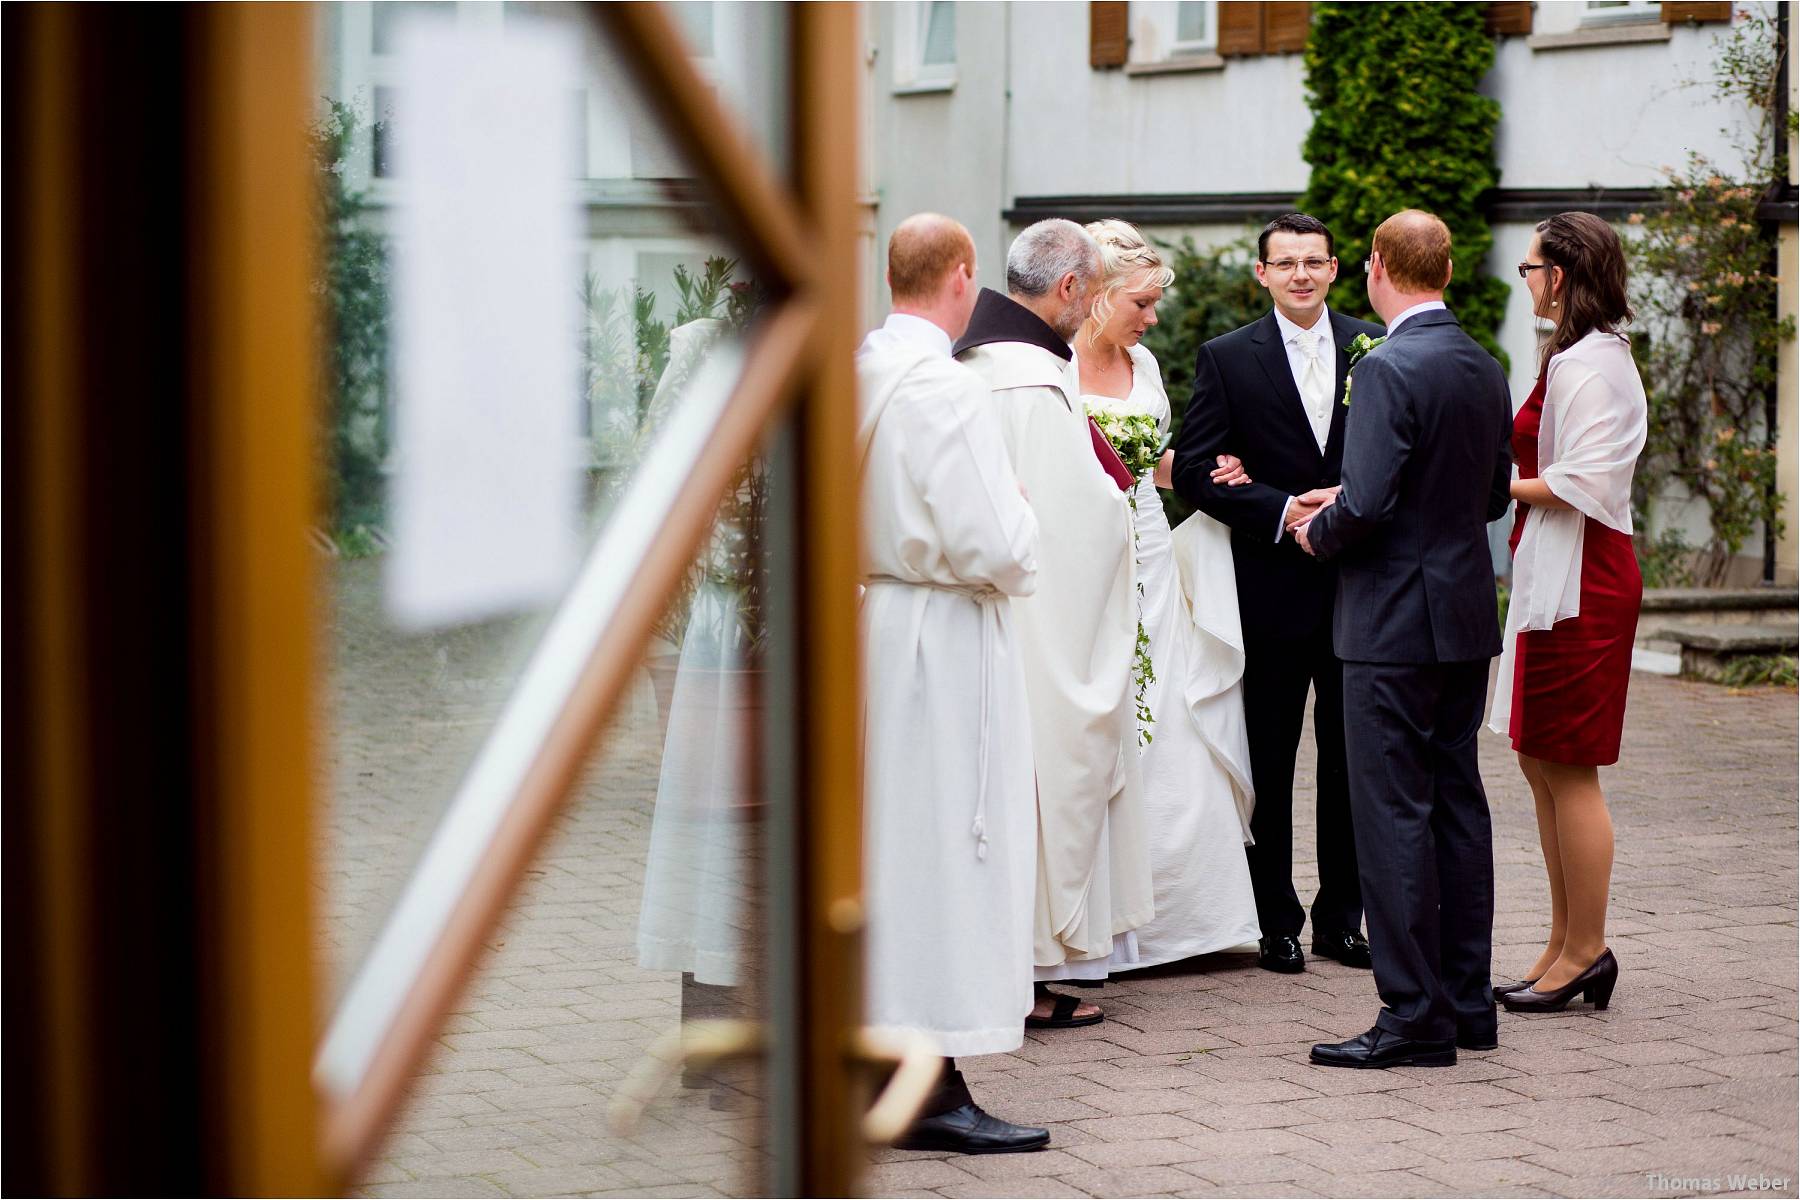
{"left": 1501, "top": 949, "right": 1618, "bottom": 1013}
{"left": 1492, "top": 978, "right": 1538, "bottom": 1002}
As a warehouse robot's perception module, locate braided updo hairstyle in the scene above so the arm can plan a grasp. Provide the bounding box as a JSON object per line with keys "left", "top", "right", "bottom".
{"left": 1082, "top": 219, "right": 1175, "bottom": 346}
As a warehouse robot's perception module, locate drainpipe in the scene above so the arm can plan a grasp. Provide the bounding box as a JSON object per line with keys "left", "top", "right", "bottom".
{"left": 1763, "top": 2, "right": 1790, "bottom": 585}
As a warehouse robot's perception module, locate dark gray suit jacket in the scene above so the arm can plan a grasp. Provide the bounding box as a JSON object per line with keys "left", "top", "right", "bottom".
{"left": 1305, "top": 308, "right": 1513, "bottom": 664}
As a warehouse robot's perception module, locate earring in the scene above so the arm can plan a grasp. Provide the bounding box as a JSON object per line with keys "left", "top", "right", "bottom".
{"left": 1551, "top": 299, "right": 1558, "bottom": 308}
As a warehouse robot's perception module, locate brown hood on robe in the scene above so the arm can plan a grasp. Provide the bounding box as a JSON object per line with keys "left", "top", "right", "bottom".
{"left": 951, "top": 288, "right": 1073, "bottom": 361}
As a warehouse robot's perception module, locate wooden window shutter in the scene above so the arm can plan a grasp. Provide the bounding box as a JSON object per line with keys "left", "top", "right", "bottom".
{"left": 1090, "top": 1, "right": 1129, "bottom": 68}
{"left": 1485, "top": 2, "right": 1534, "bottom": 36}
{"left": 1264, "top": 2, "right": 1311, "bottom": 52}
{"left": 1218, "top": 2, "right": 1266, "bottom": 56}
{"left": 1660, "top": 2, "right": 1732, "bottom": 22}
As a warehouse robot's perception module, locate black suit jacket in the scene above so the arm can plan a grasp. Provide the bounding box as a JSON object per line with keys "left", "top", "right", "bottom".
{"left": 1306, "top": 309, "right": 1514, "bottom": 664}
{"left": 1171, "top": 307, "right": 1385, "bottom": 644}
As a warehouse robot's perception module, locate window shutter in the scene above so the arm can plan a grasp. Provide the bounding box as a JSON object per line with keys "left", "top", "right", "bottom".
{"left": 1217, "top": 2, "right": 1266, "bottom": 56}
{"left": 1485, "top": 2, "right": 1534, "bottom": 36}
{"left": 1660, "top": 2, "right": 1732, "bottom": 21}
{"left": 1090, "top": 1, "right": 1129, "bottom": 68}
{"left": 1264, "top": 2, "right": 1311, "bottom": 52}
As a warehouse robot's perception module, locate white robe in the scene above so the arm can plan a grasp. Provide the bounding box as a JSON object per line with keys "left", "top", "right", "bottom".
{"left": 957, "top": 337, "right": 1154, "bottom": 974}
{"left": 858, "top": 314, "right": 1041, "bottom": 1056}
{"left": 1083, "top": 343, "right": 1262, "bottom": 969}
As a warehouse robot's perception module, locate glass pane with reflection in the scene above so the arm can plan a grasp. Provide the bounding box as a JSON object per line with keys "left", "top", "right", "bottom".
{"left": 312, "top": 4, "right": 794, "bottom": 1191}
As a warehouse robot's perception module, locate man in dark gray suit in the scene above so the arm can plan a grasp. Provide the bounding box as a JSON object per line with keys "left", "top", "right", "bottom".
{"left": 1292, "top": 210, "right": 1514, "bottom": 1068}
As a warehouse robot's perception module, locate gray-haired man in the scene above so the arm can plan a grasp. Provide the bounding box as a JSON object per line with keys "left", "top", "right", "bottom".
{"left": 954, "top": 220, "right": 1154, "bottom": 1028}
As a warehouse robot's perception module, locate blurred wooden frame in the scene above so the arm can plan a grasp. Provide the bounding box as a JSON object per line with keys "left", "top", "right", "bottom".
{"left": 316, "top": 3, "right": 865, "bottom": 1196}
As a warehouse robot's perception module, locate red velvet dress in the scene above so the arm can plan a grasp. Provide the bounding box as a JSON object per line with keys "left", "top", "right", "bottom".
{"left": 1508, "top": 373, "right": 1642, "bottom": 766}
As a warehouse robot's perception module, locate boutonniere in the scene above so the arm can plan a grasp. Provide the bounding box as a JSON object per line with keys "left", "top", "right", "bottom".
{"left": 1341, "top": 333, "right": 1386, "bottom": 406}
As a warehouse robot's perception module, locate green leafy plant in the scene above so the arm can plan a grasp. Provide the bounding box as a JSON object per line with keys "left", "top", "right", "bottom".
{"left": 1635, "top": 526, "right": 1697, "bottom": 590}
{"left": 1140, "top": 235, "right": 1272, "bottom": 525}
{"left": 313, "top": 100, "right": 392, "bottom": 551}
{"left": 1298, "top": 2, "right": 1510, "bottom": 368}
{"left": 1719, "top": 654, "right": 1799, "bottom": 689}
{"left": 1627, "top": 10, "right": 1792, "bottom": 585}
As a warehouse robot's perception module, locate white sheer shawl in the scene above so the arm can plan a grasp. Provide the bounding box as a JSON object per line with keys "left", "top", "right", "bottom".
{"left": 1488, "top": 329, "right": 1647, "bottom": 738}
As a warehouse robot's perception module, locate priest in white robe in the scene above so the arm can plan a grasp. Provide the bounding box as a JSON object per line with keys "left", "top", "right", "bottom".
{"left": 859, "top": 214, "right": 1050, "bottom": 1155}
{"left": 953, "top": 219, "right": 1153, "bottom": 1024}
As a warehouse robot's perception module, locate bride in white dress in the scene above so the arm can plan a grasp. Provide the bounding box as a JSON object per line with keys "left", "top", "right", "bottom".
{"left": 1075, "top": 220, "right": 1262, "bottom": 970}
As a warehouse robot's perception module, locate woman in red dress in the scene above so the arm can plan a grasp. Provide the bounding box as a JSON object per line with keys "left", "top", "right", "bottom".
{"left": 1489, "top": 212, "right": 1647, "bottom": 1014}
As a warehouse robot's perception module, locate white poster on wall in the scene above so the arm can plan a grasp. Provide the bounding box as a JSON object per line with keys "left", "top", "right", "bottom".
{"left": 386, "top": 18, "right": 581, "bottom": 630}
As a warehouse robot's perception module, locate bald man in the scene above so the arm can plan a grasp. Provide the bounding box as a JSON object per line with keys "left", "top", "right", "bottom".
{"left": 858, "top": 213, "right": 1050, "bottom": 1153}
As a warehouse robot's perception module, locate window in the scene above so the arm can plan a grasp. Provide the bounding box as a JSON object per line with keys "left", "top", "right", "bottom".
{"left": 1582, "top": 0, "right": 1661, "bottom": 22}
{"left": 1122, "top": 1, "right": 1250, "bottom": 71}
{"left": 894, "top": 0, "right": 956, "bottom": 91}
{"left": 1174, "top": 1, "right": 1215, "bottom": 52}
{"left": 917, "top": 1, "right": 957, "bottom": 79}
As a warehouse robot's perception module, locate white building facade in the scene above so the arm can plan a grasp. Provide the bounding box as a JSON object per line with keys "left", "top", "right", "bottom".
{"left": 865, "top": 0, "right": 1798, "bottom": 583}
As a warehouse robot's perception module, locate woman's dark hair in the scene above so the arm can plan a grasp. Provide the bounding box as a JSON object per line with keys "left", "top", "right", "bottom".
{"left": 1535, "top": 210, "right": 1633, "bottom": 372}
{"left": 1258, "top": 213, "right": 1334, "bottom": 261}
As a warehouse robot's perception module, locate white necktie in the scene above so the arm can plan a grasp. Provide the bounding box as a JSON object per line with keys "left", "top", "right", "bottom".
{"left": 1297, "top": 330, "right": 1331, "bottom": 451}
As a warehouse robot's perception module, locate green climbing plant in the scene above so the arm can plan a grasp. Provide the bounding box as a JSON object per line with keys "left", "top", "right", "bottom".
{"left": 1298, "top": 1, "right": 1510, "bottom": 368}
{"left": 1626, "top": 9, "right": 1792, "bottom": 585}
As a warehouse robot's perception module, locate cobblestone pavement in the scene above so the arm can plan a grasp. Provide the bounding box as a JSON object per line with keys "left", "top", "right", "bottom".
{"left": 325, "top": 562, "right": 1798, "bottom": 1198}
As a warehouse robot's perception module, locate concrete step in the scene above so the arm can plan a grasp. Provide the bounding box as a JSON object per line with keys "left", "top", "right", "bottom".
{"left": 1657, "top": 623, "right": 1799, "bottom": 682}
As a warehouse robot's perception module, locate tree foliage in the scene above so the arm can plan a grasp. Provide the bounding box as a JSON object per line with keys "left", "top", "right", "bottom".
{"left": 1298, "top": 1, "right": 1509, "bottom": 367}
{"left": 313, "top": 101, "right": 391, "bottom": 548}
{"left": 1628, "top": 9, "right": 1792, "bottom": 584}
{"left": 1140, "top": 235, "right": 1272, "bottom": 524}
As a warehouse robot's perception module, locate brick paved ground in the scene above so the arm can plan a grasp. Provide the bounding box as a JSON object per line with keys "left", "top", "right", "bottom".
{"left": 325, "top": 561, "right": 1798, "bottom": 1198}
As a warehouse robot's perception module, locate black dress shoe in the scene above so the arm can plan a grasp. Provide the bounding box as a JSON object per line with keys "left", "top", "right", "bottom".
{"left": 1310, "top": 928, "right": 1373, "bottom": 968}
{"left": 1491, "top": 978, "right": 1536, "bottom": 1003}
{"left": 1502, "top": 948, "right": 1619, "bottom": 1013}
{"left": 1456, "top": 1028, "right": 1499, "bottom": 1051}
{"left": 1310, "top": 1025, "right": 1457, "bottom": 1069}
{"left": 1258, "top": 935, "right": 1305, "bottom": 974}
{"left": 893, "top": 1104, "right": 1050, "bottom": 1155}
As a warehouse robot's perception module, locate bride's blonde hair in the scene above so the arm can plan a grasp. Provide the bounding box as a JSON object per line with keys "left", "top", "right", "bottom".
{"left": 1083, "top": 219, "right": 1175, "bottom": 347}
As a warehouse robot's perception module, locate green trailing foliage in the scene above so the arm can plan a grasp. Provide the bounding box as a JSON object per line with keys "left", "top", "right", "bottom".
{"left": 1298, "top": 1, "right": 1509, "bottom": 368}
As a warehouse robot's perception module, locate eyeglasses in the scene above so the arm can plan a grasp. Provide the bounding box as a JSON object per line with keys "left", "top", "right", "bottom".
{"left": 1517, "top": 262, "right": 1551, "bottom": 279}
{"left": 1262, "top": 257, "right": 1332, "bottom": 275}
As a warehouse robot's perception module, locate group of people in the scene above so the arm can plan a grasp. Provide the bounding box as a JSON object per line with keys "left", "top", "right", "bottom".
{"left": 855, "top": 206, "right": 1647, "bottom": 1154}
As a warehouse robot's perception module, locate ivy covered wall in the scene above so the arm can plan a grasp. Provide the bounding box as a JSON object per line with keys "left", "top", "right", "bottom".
{"left": 1298, "top": 1, "right": 1511, "bottom": 367}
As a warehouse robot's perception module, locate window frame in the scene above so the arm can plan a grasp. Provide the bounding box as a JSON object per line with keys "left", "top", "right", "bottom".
{"left": 1171, "top": 0, "right": 1219, "bottom": 55}
{"left": 1580, "top": 0, "right": 1663, "bottom": 25}
{"left": 891, "top": 0, "right": 958, "bottom": 94}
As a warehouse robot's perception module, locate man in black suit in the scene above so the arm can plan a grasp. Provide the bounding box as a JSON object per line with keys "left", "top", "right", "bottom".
{"left": 1294, "top": 210, "right": 1513, "bottom": 1068}
{"left": 1171, "top": 214, "right": 1381, "bottom": 975}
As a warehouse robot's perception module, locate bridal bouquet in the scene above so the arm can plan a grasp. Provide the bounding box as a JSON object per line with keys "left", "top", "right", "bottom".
{"left": 1086, "top": 406, "right": 1163, "bottom": 479}
{"left": 1084, "top": 403, "right": 1160, "bottom": 746}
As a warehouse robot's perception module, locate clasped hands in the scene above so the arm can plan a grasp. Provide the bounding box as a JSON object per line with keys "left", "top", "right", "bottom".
{"left": 1287, "top": 486, "right": 1340, "bottom": 556}
{"left": 1186, "top": 454, "right": 1339, "bottom": 555}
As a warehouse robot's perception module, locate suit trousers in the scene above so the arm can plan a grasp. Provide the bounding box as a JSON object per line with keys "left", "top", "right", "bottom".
{"left": 1242, "top": 622, "right": 1362, "bottom": 940}
{"left": 1341, "top": 659, "right": 1497, "bottom": 1042}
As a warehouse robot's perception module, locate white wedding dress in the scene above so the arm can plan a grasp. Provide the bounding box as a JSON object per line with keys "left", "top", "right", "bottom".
{"left": 1083, "top": 342, "right": 1262, "bottom": 969}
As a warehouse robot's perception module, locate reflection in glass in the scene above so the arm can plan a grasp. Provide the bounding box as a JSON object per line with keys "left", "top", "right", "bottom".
{"left": 313, "top": 3, "right": 792, "bottom": 1194}
{"left": 315, "top": 0, "right": 775, "bottom": 1000}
